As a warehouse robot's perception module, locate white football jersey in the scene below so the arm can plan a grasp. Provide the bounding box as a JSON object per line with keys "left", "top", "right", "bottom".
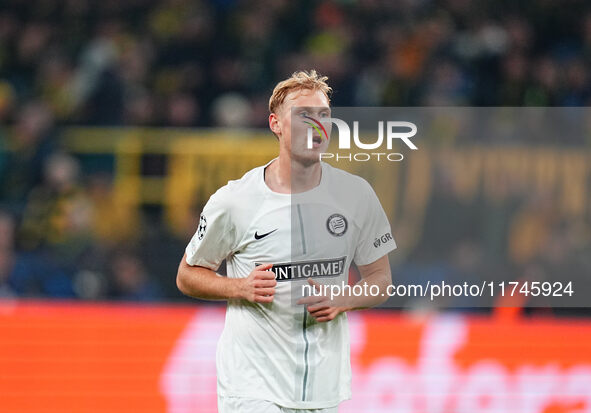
{"left": 185, "top": 159, "right": 396, "bottom": 409}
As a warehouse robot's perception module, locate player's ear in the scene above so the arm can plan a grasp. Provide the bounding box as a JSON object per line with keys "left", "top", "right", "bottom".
{"left": 269, "top": 113, "right": 281, "bottom": 136}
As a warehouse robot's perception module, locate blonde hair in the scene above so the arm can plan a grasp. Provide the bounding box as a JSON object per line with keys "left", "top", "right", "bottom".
{"left": 268, "top": 70, "right": 332, "bottom": 113}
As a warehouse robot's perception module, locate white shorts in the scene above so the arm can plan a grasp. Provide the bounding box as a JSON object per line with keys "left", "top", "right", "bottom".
{"left": 218, "top": 396, "right": 339, "bottom": 413}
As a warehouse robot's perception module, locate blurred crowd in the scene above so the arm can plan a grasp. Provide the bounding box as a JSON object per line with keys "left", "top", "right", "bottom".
{"left": 0, "top": 150, "right": 166, "bottom": 300}
{"left": 1, "top": 0, "right": 591, "bottom": 128}
{"left": 1, "top": 0, "right": 591, "bottom": 306}
{"left": 397, "top": 169, "right": 591, "bottom": 315}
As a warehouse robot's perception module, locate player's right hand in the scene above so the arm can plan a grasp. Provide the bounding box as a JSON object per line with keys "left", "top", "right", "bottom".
{"left": 239, "top": 263, "right": 277, "bottom": 303}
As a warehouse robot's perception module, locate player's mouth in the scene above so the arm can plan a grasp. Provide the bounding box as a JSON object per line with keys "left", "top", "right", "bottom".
{"left": 311, "top": 135, "right": 323, "bottom": 148}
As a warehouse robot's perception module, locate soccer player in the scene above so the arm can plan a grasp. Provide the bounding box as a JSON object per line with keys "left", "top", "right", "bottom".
{"left": 176, "top": 70, "right": 396, "bottom": 412}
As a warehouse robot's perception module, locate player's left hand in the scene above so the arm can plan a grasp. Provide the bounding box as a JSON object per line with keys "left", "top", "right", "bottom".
{"left": 297, "top": 279, "right": 348, "bottom": 323}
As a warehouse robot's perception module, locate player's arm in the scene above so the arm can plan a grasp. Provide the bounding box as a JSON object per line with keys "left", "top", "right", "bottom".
{"left": 177, "top": 253, "right": 277, "bottom": 303}
{"left": 302, "top": 180, "right": 395, "bottom": 322}
{"left": 349, "top": 254, "right": 392, "bottom": 308}
{"left": 179, "top": 187, "right": 279, "bottom": 303}
{"left": 301, "top": 255, "right": 391, "bottom": 322}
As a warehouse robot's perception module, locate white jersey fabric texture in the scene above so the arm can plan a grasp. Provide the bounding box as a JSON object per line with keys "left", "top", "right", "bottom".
{"left": 185, "top": 160, "right": 397, "bottom": 409}
{"left": 218, "top": 395, "right": 338, "bottom": 413}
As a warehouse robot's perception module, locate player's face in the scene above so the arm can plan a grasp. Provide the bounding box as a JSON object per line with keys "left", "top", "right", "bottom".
{"left": 272, "top": 89, "right": 331, "bottom": 165}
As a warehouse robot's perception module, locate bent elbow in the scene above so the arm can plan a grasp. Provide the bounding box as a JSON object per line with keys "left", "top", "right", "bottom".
{"left": 176, "top": 263, "right": 192, "bottom": 296}
{"left": 176, "top": 272, "right": 186, "bottom": 295}
{"left": 377, "top": 292, "right": 389, "bottom": 306}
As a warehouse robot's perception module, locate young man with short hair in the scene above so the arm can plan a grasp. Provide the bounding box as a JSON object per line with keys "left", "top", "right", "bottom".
{"left": 177, "top": 70, "right": 396, "bottom": 412}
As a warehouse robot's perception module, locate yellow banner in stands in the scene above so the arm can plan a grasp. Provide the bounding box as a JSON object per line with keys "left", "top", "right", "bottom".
{"left": 60, "top": 128, "right": 591, "bottom": 255}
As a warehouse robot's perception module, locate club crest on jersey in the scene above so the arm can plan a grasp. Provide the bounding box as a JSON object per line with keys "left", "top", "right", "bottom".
{"left": 197, "top": 214, "right": 207, "bottom": 240}
{"left": 326, "top": 213, "right": 348, "bottom": 237}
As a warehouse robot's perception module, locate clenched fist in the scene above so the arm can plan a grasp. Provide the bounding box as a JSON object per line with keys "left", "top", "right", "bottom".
{"left": 238, "top": 263, "right": 277, "bottom": 303}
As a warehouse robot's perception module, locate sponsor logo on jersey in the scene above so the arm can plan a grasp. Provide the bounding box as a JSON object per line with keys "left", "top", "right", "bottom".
{"left": 326, "top": 213, "right": 348, "bottom": 237}
{"left": 373, "top": 232, "right": 393, "bottom": 248}
{"left": 256, "top": 256, "right": 346, "bottom": 282}
{"left": 197, "top": 214, "right": 207, "bottom": 240}
{"left": 254, "top": 229, "right": 278, "bottom": 240}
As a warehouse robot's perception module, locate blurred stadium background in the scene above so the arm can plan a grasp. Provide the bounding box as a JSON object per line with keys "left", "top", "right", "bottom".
{"left": 1, "top": 0, "right": 591, "bottom": 412}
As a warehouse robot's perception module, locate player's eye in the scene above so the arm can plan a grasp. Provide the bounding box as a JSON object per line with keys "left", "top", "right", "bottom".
{"left": 320, "top": 112, "right": 329, "bottom": 118}
{"left": 299, "top": 111, "right": 308, "bottom": 117}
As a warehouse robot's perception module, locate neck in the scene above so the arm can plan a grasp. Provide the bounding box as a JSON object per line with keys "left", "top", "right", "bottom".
{"left": 265, "top": 154, "right": 322, "bottom": 194}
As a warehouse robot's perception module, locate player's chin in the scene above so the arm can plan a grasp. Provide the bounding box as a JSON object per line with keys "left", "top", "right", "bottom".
{"left": 292, "top": 150, "right": 322, "bottom": 166}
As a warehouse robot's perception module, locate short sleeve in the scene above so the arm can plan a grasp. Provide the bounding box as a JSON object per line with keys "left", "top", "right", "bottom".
{"left": 185, "top": 189, "right": 236, "bottom": 270}
{"left": 353, "top": 182, "right": 397, "bottom": 266}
